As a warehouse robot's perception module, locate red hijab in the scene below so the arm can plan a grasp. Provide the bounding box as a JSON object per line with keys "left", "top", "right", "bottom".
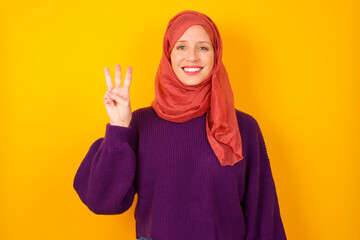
{"left": 151, "top": 10, "right": 244, "bottom": 166}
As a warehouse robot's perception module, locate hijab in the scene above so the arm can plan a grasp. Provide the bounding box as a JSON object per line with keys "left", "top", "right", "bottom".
{"left": 151, "top": 10, "right": 244, "bottom": 166}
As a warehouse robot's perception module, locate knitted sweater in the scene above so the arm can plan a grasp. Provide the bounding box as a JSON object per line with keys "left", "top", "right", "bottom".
{"left": 73, "top": 106, "right": 286, "bottom": 240}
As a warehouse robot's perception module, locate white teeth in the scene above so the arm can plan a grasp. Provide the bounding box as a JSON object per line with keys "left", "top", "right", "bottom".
{"left": 183, "top": 67, "right": 202, "bottom": 72}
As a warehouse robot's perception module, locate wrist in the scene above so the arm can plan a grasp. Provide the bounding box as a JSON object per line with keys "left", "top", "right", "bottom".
{"left": 109, "top": 121, "right": 130, "bottom": 128}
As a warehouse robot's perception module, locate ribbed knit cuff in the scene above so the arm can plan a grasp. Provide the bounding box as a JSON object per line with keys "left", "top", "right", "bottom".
{"left": 104, "top": 123, "right": 133, "bottom": 149}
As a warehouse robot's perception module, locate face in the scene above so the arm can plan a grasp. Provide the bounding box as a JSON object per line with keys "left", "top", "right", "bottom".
{"left": 170, "top": 25, "right": 215, "bottom": 86}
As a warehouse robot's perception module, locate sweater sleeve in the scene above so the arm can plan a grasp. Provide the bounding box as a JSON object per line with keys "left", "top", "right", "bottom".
{"left": 242, "top": 119, "right": 287, "bottom": 240}
{"left": 73, "top": 120, "right": 138, "bottom": 215}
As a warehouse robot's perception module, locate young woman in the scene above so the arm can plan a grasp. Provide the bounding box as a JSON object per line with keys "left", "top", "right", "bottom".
{"left": 73, "top": 10, "right": 287, "bottom": 240}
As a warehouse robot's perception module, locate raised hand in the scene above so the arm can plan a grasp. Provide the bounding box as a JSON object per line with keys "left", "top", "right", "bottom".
{"left": 104, "top": 64, "right": 132, "bottom": 127}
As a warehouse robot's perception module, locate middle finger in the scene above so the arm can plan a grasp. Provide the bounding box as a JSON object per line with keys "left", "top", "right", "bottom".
{"left": 114, "top": 64, "right": 121, "bottom": 89}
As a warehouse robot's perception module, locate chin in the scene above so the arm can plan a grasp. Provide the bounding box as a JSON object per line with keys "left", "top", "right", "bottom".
{"left": 180, "top": 78, "right": 203, "bottom": 86}
{"left": 178, "top": 74, "right": 205, "bottom": 85}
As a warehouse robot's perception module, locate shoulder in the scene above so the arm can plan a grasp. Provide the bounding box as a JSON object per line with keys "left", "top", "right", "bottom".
{"left": 132, "top": 106, "right": 154, "bottom": 114}
{"left": 234, "top": 108, "right": 267, "bottom": 145}
{"left": 235, "top": 109, "right": 269, "bottom": 164}
{"left": 131, "top": 107, "right": 263, "bottom": 132}
{"left": 132, "top": 106, "right": 156, "bottom": 120}
{"left": 235, "top": 109, "right": 261, "bottom": 131}
{"left": 130, "top": 106, "right": 157, "bottom": 127}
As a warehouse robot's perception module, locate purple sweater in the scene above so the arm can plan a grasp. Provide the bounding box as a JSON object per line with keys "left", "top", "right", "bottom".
{"left": 73, "top": 106, "right": 286, "bottom": 239}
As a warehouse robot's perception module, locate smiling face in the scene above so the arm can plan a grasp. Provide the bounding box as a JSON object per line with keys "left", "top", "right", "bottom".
{"left": 170, "top": 25, "right": 215, "bottom": 86}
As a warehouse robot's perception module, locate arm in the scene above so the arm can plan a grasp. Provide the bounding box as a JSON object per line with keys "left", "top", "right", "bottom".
{"left": 242, "top": 120, "right": 286, "bottom": 239}
{"left": 73, "top": 121, "right": 138, "bottom": 215}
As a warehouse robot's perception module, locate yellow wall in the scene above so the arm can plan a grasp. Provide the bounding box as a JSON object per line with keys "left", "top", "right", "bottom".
{"left": 1, "top": 0, "right": 359, "bottom": 239}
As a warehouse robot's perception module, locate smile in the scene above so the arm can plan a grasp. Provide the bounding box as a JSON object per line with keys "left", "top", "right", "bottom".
{"left": 182, "top": 67, "right": 203, "bottom": 75}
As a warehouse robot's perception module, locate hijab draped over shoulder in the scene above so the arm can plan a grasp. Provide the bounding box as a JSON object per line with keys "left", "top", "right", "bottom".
{"left": 151, "top": 10, "right": 244, "bottom": 166}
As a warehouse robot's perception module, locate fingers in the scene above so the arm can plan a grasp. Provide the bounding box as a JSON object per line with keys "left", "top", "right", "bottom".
{"left": 105, "top": 90, "right": 122, "bottom": 103}
{"left": 104, "top": 64, "right": 132, "bottom": 90}
{"left": 114, "top": 64, "right": 121, "bottom": 90}
{"left": 104, "top": 92, "right": 113, "bottom": 106}
{"left": 123, "top": 66, "right": 132, "bottom": 90}
{"left": 104, "top": 67, "right": 113, "bottom": 90}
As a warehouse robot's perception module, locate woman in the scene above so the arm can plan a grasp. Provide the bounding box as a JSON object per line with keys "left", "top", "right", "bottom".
{"left": 73, "top": 10, "right": 287, "bottom": 240}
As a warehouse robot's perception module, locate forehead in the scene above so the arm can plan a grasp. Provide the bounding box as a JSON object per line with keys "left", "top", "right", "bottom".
{"left": 176, "top": 25, "right": 212, "bottom": 42}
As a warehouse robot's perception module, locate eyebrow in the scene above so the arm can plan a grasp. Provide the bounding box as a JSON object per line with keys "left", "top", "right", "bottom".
{"left": 175, "top": 40, "right": 212, "bottom": 44}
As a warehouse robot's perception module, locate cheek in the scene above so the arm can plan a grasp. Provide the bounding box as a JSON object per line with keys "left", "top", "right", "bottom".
{"left": 170, "top": 54, "right": 176, "bottom": 67}
{"left": 171, "top": 55, "right": 181, "bottom": 67}
{"left": 170, "top": 52, "right": 174, "bottom": 66}
{"left": 170, "top": 54, "right": 180, "bottom": 74}
{"left": 207, "top": 53, "right": 215, "bottom": 68}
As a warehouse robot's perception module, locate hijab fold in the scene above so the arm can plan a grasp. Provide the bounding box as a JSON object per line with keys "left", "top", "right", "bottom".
{"left": 151, "top": 10, "right": 244, "bottom": 166}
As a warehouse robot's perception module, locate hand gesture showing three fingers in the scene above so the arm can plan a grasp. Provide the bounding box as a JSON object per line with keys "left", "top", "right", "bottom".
{"left": 104, "top": 64, "right": 132, "bottom": 127}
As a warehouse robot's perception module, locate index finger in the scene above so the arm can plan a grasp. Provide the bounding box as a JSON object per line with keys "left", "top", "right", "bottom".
{"left": 123, "top": 66, "right": 132, "bottom": 90}
{"left": 104, "top": 67, "right": 113, "bottom": 90}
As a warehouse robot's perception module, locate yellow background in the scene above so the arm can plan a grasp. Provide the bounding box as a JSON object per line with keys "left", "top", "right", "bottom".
{"left": 1, "top": 0, "right": 359, "bottom": 239}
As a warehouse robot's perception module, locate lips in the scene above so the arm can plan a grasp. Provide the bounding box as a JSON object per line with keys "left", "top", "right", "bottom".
{"left": 181, "top": 66, "right": 203, "bottom": 75}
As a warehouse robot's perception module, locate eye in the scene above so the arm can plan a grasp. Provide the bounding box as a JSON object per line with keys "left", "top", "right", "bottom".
{"left": 200, "top": 46, "right": 209, "bottom": 51}
{"left": 176, "top": 45, "right": 185, "bottom": 50}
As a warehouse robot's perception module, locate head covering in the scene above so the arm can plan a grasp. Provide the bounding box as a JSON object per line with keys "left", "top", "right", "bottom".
{"left": 151, "top": 10, "right": 243, "bottom": 166}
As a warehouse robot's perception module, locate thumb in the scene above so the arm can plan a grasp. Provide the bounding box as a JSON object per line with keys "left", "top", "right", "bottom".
{"left": 106, "top": 91, "right": 122, "bottom": 103}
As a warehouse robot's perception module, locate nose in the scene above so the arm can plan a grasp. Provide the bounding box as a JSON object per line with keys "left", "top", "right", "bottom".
{"left": 186, "top": 48, "right": 199, "bottom": 62}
